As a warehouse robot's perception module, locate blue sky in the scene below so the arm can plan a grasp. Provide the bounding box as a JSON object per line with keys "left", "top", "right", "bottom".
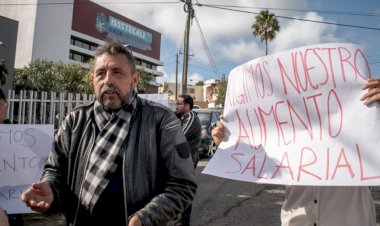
{"left": 92, "top": 0, "right": 380, "bottom": 83}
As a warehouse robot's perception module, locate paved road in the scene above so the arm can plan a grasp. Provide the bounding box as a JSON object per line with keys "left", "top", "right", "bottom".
{"left": 23, "top": 158, "right": 380, "bottom": 226}
{"left": 189, "top": 159, "right": 283, "bottom": 226}
{"left": 190, "top": 159, "right": 380, "bottom": 226}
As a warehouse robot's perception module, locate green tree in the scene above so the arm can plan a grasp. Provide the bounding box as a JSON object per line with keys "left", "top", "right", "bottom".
{"left": 54, "top": 61, "right": 93, "bottom": 93}
{"left": 195, "top": 81, "right": 204, "bottom": 86}
{"left": 13, "top": 60, "right": 56, "bottom": 91}
{"left": 215, "top": 80, "right": 227, "bottom": 106}
{"left": 137, "top": 70, "right": 154, "bottom": 93}
{"left": 13, "top": 59, "right": 92, "bottom": 93}
{"left": 251, "top": 9, "right": 280, "bottom": 56}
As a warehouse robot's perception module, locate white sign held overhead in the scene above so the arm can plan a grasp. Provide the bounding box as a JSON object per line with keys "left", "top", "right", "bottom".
{"left": 203, "top": 43, "right": 380, "bottom": 186}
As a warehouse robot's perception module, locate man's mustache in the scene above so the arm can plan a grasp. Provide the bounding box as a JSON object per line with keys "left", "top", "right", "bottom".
{"left": 100, "top": 85, "right": 121, "bottom": 97}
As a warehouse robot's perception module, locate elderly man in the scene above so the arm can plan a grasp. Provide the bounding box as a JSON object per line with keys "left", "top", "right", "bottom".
{"left": 21, "top": 39, "right": 197, "bottom": 226}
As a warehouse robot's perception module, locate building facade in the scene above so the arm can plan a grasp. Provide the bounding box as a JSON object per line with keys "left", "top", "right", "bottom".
{"left": 0, "top": 0, "right": 163, "bottom": 91}
{"left": 159, "top": 79, "right": 224, "bottom": 108}
{"left": 161, "top": 83, "right": 203, "bottom": 101}
{"left": 203, "top": 79, "right": 220, "bottom": 108}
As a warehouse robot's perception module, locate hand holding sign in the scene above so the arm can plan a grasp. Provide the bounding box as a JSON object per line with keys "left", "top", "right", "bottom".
{"left": 211, "top": 116, "right": 227, "bottom": 146}
{"left": 361, "top": 78, "right": 380, "bottom": 105}
{"left": 20, "top": 181, "right": 53, "bottom": 213}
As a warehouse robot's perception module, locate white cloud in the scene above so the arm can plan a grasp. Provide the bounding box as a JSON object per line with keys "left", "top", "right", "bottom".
{"left": 188, "top": 73, "right": 205, "bottom": 84}
{"left": 217, "top": 39, "right": 263, "bottom": 63}
{"left": 92, "top": 0, "right": 361, "bottom": 80}
{"left": 272, "top": 12, "right": 342, "bottom": 53}
{"left": 92, "top": 0, "right": 311, "bottom": 54}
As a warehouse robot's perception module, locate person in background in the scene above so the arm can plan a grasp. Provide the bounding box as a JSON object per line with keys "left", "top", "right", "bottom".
{"left": 0, "top": 88, "right": 24, "bottom": 226}
{"left": 211, "top": 78, "right": 380, "bottom": 226}
{"left": 0, "top": 88, "right": 10, "bottom": 124}
{"left": 20, "top": 39, "right": 197, "bottom": 226}
{"left": 174, "top": 94, "right": 202, "bottom": 226}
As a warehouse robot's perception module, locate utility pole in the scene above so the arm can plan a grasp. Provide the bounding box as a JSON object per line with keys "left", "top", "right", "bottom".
{"left": 182, "top": 0, "right": 193, "bottom": 94}
{"left": 175, "top": 52, "right": 179, "bottom": 100}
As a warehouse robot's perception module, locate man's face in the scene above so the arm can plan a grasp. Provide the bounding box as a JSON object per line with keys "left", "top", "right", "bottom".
{"left": 176, "top": 97, "right": 189, "bottom": 116}
{"left": 92, "top": 53, "right": 138, "bottom": 110}
{"left": 0, "top": 98, "right": 7, "bottom": 123}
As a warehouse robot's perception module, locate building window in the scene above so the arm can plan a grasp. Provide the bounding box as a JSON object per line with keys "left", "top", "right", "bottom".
{"left": 70, "top": 36, "right": 98, "bottom": 51}
{"left": 188, "top": 88, "right": 195, "bottom": 94}
{"left": 69, "top": 50, "right": 92, "bottom": 63}
{"left": 134, "top": 58, "right": 142, "bottom": 66}
{"left": 145, "top": 62, "right": 153, "bottom": 69}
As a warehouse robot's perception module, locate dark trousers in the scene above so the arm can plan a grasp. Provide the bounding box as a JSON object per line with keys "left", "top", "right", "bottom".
{"left": 181, "top": 150, "right": 198, "bottom": 222}
{"left": 181, "top": 204, "right": 192, "bottom": 222}
{"left": 8, "top": 214, "right": 24, "bottom": 226}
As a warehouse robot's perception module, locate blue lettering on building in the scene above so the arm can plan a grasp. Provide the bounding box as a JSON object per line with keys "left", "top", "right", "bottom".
{"left": 95, "top": 12, "right": 153, "bottom": 51}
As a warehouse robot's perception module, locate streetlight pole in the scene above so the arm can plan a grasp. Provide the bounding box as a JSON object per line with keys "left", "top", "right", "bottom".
{"left": 182, "top": 0, "right": 193, "bottom": 95}
{"left": 175, "top": 52, "right": 179, "bottom": 100}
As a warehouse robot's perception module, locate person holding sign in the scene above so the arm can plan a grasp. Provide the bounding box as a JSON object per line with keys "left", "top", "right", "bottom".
{"left": 20, "top": 39, "right": 197, "bottom": 226}
{"left": 211, "top": 77, "right": 380, "bottom": 226}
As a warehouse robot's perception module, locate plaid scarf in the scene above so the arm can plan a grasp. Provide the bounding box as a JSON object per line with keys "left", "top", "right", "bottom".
{"left": 80, "top": 97, "right": 136, "bottom": 211}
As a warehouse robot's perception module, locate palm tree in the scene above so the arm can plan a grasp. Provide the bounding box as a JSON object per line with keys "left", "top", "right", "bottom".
{"left": 251, "top": 10, "right": 280, "bottom": 56}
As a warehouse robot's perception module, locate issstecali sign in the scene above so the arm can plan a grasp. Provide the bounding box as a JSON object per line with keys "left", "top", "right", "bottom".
{"left": 203, "top": 43, "right": 380, "bottom": 186}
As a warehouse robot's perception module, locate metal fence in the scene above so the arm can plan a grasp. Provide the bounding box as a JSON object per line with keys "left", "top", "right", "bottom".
{"left": 6, "top": 90, "right": 94, "bottom": 128}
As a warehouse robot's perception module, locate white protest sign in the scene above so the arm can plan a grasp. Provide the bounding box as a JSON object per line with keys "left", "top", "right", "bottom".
{"left": 203, "top": 43, "right": 380, "bottom": 186}
{"left": 0, "top": 124, "right": 53, "bottom": 213}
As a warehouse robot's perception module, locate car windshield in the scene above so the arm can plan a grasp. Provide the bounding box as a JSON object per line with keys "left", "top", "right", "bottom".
{"left": 197, "top": 112, "right": 211, "bottom": 126}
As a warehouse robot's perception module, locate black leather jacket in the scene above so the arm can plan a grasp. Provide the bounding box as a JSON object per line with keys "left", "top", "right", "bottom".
{"left": 177, "top": 111, "right": 201, "bottom": 164}
{"left": 41, "top": 96, "right": 197, "bottom": 225}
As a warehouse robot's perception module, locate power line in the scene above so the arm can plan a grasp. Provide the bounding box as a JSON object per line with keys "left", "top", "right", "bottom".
{"left": 193, "top": 12, "right": 220, "bottom": 77}
{"left": 189, "top": 62, "right": 218, "bottom": 72}
{"left": 4, "top": 2, "right": 378, "bottom": 18}
{"left": 195, "top": 3, "right": 380, "bottom": 18}
{"left": 197, "top": 4, "right": 380, "bottom": 31}
{"left": 0, "top": 1, "right": 180, "bottom": 6}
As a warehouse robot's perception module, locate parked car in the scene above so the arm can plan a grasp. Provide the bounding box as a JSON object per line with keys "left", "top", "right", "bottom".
{"left": 194, "top": 108, "right": 223, "bottom": 157}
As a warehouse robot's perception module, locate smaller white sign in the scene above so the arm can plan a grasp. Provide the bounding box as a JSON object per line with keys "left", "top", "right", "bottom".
{"left": 0, "top": 124, "right": 53, "bottom": 213}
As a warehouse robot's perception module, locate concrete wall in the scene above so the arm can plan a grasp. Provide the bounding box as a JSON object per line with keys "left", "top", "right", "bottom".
{"left": 0, "top": 0, "right": 37, "bottom": 68}
{"left": 32, "top": 0, "right": 74, "bottom": 63}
